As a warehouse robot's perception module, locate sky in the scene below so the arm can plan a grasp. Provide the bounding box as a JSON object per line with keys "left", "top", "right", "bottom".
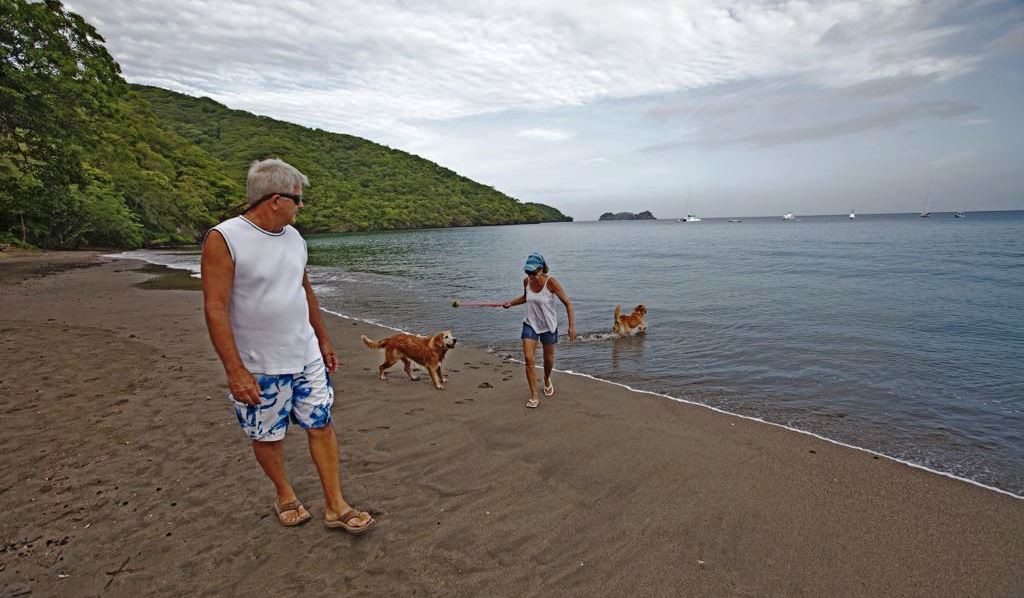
{"left": 66, "top": 0, "right": 1024, "bottom": 220}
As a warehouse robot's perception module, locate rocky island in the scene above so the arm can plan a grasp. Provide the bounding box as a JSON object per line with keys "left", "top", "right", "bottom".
{"left": 598, "top": 210, "right": 656, "bottom": 221}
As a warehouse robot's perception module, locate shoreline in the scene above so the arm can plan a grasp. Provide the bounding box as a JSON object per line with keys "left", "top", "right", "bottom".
{"left": 2, "top": 252, "right": 1022, "bottom": 597}
{"left": 110, "top": 251, "right": 1024, "bottom": 501}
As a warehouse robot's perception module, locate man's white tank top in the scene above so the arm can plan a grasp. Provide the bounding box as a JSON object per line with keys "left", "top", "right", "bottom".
{"left": 524, "top": 276, "right": 558, "bottom": 334}
{"left": 210, "top": 216, "right": 319, "bottom": 374}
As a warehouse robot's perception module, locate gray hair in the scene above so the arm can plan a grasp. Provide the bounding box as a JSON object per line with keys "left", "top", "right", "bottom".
{"left": 245, "top": 158, "right": 310, "bottom": 206}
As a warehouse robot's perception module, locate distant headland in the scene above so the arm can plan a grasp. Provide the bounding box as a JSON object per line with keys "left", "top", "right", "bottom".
{"left": 598, "top": 211, "right": 656, "bottom": 221}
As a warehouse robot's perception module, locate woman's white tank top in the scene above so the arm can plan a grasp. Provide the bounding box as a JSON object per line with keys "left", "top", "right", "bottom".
{"left": 524, "top": 276, "right": 558, "bottom": 334}
{"left": 210, "top": 216, "right": 319, "bottom": 374}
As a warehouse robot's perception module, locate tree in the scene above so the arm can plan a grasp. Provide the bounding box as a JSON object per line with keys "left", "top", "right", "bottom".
{"left": 0, "top": 0, "right": 126, "bottom": 246}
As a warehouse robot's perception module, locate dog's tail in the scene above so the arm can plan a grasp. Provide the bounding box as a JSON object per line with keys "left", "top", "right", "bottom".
{"left": 361, "top": 335, "right": 384, "bottom": 349}
{"left": 612, "top": 304, "right": 622, "bottom": 333}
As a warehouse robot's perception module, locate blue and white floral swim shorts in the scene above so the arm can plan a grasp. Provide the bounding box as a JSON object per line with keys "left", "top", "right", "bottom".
{"left": 230, "top": 358, "right": 334, "bottom": 442}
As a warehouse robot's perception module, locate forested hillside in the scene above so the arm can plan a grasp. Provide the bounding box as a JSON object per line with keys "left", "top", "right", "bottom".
{"left": 0, "top": 1, "right": 569, "bottom": 249}
{"left": 135, "top": 86, "right": 572, "bottom": 233}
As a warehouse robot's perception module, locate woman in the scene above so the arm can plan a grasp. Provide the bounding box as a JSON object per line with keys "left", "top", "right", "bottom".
{"left": 502, "top": 253, "right": 576, "bottom": 408}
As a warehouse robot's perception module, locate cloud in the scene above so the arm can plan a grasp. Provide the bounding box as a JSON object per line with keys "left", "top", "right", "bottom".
{"left": 987, "top": 22, "right": 1024, "bottom": 55}
{"left": 837, "top": 73, "right": 942, "bottom": 99}
{"left": 641, "top": 100, "right": 978, "bottom": 151}
{"left": 64, "top": 0, "right": 992, "bottom": 145}
{"left": 584, "top": 157, "right": 609, "bottom": 163}
{"left": 517, "top": 128, "right": 573, "bottom": 141}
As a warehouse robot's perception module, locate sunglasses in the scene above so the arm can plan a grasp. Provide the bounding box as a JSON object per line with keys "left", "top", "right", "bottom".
{"left": 260, "top": 192, "right": 303, "bottom": 205}
{"left": 526, "top": 269, "right": 542, "bottom": 277}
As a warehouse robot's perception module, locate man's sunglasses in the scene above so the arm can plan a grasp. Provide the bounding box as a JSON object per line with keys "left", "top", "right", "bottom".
{"left": 261, "top": 192, "right": 303, "bottom": 205}
{"left": 243, "top": 192, "right": 304, "bottom": 213}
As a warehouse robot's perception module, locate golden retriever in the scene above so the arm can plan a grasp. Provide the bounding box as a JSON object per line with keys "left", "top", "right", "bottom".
{"left": 613, "top": 304, "right": 647, "bottom": 337}
{"left": 361, "top": 331, "right": 457, "bottom": 389}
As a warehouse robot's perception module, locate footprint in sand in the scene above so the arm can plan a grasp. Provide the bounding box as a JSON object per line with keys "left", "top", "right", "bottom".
{"left": 478, "top": 382, "right": 493, "bottom": 389}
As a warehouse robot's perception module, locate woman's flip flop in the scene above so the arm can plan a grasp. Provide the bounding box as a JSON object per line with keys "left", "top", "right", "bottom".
{"left": 543, "top": 381, "right": 554, "bottom": 397}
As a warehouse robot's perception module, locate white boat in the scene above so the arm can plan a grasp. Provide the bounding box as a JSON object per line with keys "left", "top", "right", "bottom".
{"left": 849, "top": 210, "right": 856, "bottom": 220}
{"left": 954, "top": 211, "right": 966, "bottom": 218}
{"left": 783, "top": 212, "right": 795, "bottom": 221}
{"left": 920, "top": 180, "right": 932, "bottom": 217}
{"left": 680, "top": 185, "right": 700, "bottom": 222}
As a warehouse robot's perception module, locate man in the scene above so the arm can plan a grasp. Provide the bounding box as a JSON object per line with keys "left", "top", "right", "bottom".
{"left": 201, "top": 158, "right": 374, "bottom": 534}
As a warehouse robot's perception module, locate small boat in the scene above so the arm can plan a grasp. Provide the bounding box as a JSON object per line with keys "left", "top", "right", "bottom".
{"left": 849, "top": 210, "right": 856, "bottom": 220}
{"left": 728, "top": 219, "right": 743, "bottom": 223}
{"left": 783, "top": 212, "right": 795, "bottom": 221}
{"left": 684, "top": 214, "right": 702, "bottom": 222}
{"left": 954, "top": 211, "right": 966, "bottom": 218}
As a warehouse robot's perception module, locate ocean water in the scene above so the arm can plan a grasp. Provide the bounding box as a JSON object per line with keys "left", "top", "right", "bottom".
{"left": 121, "top": 211, "right": 1024, "bottom": 496}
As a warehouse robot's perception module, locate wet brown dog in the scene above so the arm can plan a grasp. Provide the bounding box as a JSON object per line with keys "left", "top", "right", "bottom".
{"left": 361, "top": 331, "right": 457, "bottom": 389}
{"left": 612, "top": 304, "right": 647, "bottom": 337}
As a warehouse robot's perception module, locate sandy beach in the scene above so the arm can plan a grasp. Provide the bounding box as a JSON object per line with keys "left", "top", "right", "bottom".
{"left": 1, "top": 252, "right": 1022, "bottom": 598}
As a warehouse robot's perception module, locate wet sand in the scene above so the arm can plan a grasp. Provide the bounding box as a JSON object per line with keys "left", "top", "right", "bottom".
{"left": 0, "top": 253, "right": 1022, "bottom": 597}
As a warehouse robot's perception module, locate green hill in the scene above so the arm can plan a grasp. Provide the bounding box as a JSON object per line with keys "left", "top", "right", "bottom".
{"left": 0, "top": 0, "right": 570, "bottom": 250}
{"left": 133, "top": 85, "right": 572, "bottom": 234}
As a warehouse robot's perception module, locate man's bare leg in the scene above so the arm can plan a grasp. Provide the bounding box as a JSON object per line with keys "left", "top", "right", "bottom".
{"left": 307, "top": 425, "right": 371, "bottom": 527}
{"left": 252, "top": 439, "right": 307, "bottom": 524}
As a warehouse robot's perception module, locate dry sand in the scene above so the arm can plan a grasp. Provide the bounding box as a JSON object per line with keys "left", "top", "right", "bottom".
{"left": 0, "top": 252, "right": 1022, "bottom": 597}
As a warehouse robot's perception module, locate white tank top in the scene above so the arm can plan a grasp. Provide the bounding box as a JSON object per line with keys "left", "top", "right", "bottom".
{"left": 524, "top": 276, "right": 558, "bottom": 334}
{"left": 210, "top": 216, "right": 319, "bottom": 374}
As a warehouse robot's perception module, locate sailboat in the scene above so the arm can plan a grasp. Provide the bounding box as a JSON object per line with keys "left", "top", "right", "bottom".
{"left": 920, "top": 180, "right": 933, "bottom": 217}
{"left": 954, "top": 211, "right": 966, "bottom": 218}
{"left": 681, "top": 185, "right": 700, "bottom": 222}
{"left": 783, "top": 212, "right": 795, "bottom": 221}
{"left": 849, "top": 210, "right": 856, "bottom": 220}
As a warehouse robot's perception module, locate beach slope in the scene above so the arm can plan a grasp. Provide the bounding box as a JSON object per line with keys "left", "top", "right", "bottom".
{"left": 1, "top": 254, "right": 1021, "bottom": 597}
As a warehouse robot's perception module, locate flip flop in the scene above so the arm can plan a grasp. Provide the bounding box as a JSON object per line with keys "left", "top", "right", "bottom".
{"left": 543, "top": 381, "right": 554, "bottom": 396}
{"left": 273, "top": 499, "right": 311, "bottom": 527}
{"left": 325, "top": 507, "right": 376, "bottom": 535}
{"left": 526, "top": 397, "right": 540, "bottom": 408}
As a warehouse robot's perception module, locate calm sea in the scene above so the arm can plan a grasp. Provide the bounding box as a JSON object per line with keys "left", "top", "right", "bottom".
{"left": 122, "top": 211, "right": 1024, "bottom": 496}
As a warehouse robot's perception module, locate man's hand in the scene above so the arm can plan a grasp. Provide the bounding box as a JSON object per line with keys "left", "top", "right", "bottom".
{"left": 568, "top": 324, "right": 577, "bottom": 342}
{"left": 502, "top": 301, "right": 511, "bottom": 309}
{"left": 320, "top": 340, "right": 339, "bottom": 373}
{"left": 228, "top": 367, "right": 261, "bottom": 406}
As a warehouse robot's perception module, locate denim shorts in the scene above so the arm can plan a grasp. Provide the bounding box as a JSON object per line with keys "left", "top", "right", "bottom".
{"left": 522, "top": 322, "right": 558, "bottom": 345}
{"left": 229, "top": 358, "right": 334, "bottom": 442}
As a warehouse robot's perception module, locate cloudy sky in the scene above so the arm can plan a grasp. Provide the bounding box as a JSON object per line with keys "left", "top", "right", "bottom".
{"left": 67, "top": 0, "right": 1023, "bottom": 220}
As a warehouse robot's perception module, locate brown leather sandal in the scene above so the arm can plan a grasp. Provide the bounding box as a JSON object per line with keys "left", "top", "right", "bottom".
{"left": 273, "top": 499, "right": 311, "bottom": 527}
{"left": 325, "top": 507, "right": 376, "bottom": 534}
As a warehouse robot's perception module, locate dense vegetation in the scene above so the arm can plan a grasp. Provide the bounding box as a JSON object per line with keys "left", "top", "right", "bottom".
{"left": 0, "top": 1, "right": 570, "bottom": 249}
{"left": 136, "top": 86, "right": 572, "bottom": 234}
{"left": 598, "top": 211, "right": 656, "bottom": 220}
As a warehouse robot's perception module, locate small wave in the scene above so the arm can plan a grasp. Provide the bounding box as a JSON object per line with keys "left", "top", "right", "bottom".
{"left": 106, "top": 250, "right": 202, "bottom": 277}
{"left": 575, "top": 331, "right": 625, "bottom": 343}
